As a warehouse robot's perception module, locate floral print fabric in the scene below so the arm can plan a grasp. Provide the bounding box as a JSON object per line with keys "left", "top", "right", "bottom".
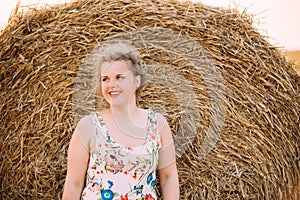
{"left": 81, "top": 110, "right": 161, "bottom": 200}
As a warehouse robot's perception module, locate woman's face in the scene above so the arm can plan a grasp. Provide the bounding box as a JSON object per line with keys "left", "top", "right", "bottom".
{"left": 100, "top": 60, "right": 140, "bottom": 107}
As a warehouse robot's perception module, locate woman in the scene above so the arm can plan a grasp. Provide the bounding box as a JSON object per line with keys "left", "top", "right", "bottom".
{"left": 62, "top": 43, "right": 179, "bottom": 200}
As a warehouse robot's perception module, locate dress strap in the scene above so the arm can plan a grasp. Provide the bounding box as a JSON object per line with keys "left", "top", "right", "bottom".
{"left": 147, "top": 110, "right": 157, "bottom": 131}
{"left": 89, "top": 112, "right": 107, "bottom": 140}
{"left": 147, "top": 110, "right": 161, "bottom": 149}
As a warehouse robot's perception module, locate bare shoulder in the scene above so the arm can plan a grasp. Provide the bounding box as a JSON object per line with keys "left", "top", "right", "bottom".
{"left": 155, "top": 112, "right": 166, "bottom": 122}
{"left": 153, "top": 111, "right": 169, "bottom": 132}
{"left": 73, "top": 114, "right": 96, "bottom": 152}
{"left": 77, "top": 115, "right": 93, "bottom": 127}
{"left": 74, "top": 114, "right": 95, "bottom": 136}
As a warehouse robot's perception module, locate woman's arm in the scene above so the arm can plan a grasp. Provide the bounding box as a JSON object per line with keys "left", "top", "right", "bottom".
{"left": 158, "top": 163, "right": 179, "bottom": 199}
{"left": 62, "top": 127, "right": 90, "bottom": 199}
{"left": 157, "top": 114, "right": 180, "bottom": 200}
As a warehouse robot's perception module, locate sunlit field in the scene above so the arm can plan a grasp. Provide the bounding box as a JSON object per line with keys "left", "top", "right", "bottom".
{"left": 286, "top": 50, "right": 300, "bottom": 72}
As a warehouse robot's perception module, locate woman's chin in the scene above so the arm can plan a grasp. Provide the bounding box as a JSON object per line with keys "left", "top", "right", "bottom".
{"left": 107, "top": 99, "right": 126, "bottom": 107}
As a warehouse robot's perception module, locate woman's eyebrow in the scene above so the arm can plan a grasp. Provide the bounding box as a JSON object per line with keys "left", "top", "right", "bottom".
{"left": 101, "top": 71, "right": 131, "bottom": 77}
{"left": 100, "top": 73, "right": 126, "bottom": 78}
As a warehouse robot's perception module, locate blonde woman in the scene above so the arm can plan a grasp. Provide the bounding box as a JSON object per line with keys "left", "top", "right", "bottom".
{"left": 62, "top": 43, "right": 179, "bottom": 200}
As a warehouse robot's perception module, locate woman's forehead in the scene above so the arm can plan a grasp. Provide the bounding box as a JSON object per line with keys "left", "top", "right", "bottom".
{"left": 101, "top": 60, "right": 131, "bottom": 76}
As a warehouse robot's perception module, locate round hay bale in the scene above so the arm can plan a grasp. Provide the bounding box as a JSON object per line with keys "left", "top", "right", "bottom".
{"left": 0, "top": 0, "right": 299, "bottom": 199}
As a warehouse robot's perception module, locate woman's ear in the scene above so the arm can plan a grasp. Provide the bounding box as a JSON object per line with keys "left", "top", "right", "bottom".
{"left": 135, "top": 75, "right": 141, "bottom": 88}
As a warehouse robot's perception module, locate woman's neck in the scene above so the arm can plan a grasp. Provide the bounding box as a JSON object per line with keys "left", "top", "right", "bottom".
{"left": 109, "top": 102, "right": 139, "bottom": 119}
{"left": 107, "top": 100, "right": 147, "bottom": 132}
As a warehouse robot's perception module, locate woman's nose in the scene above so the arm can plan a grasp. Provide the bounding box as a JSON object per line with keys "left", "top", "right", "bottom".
{"left": 108, "top": 79, "right": 118, "bottom": 87}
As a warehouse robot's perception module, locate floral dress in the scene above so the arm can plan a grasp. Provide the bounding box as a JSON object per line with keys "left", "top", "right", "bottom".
{"left": 81, "top": 110, "right": 161, "bottom": 200}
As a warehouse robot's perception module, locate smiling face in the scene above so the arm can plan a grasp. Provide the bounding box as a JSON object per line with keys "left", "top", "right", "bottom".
{"left": 100, "top": 60, "right": 141, "bottom": 107}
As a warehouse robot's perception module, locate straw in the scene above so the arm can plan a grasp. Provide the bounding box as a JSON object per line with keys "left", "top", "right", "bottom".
{"left": 0, "top": 0, "right": 299, "bottom": 199}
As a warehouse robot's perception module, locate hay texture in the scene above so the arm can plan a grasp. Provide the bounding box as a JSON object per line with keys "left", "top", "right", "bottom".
{"left": 1, "top": 0, "right": 300, "bottom": 199}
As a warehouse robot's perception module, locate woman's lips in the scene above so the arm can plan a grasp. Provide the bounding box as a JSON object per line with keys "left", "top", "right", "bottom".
{"left": 108, "top": 91, "right": 121, "bottom": 98}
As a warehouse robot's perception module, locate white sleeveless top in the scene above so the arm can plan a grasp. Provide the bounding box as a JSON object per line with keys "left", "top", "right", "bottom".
{"left": 81, "top": 110, "right": 161, "bottom": 200}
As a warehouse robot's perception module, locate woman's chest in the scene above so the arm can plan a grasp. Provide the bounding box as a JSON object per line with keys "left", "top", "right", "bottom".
{"left": 105, "top": 121, "right": 149, "bottom": 148}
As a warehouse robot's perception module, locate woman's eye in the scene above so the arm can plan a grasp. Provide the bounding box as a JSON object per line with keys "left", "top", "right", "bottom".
{"left": 101, "top": 77, "right": 108, "bottom": 82}
{"left": 117, "top": 76, "right": 124, "bottom": 80}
